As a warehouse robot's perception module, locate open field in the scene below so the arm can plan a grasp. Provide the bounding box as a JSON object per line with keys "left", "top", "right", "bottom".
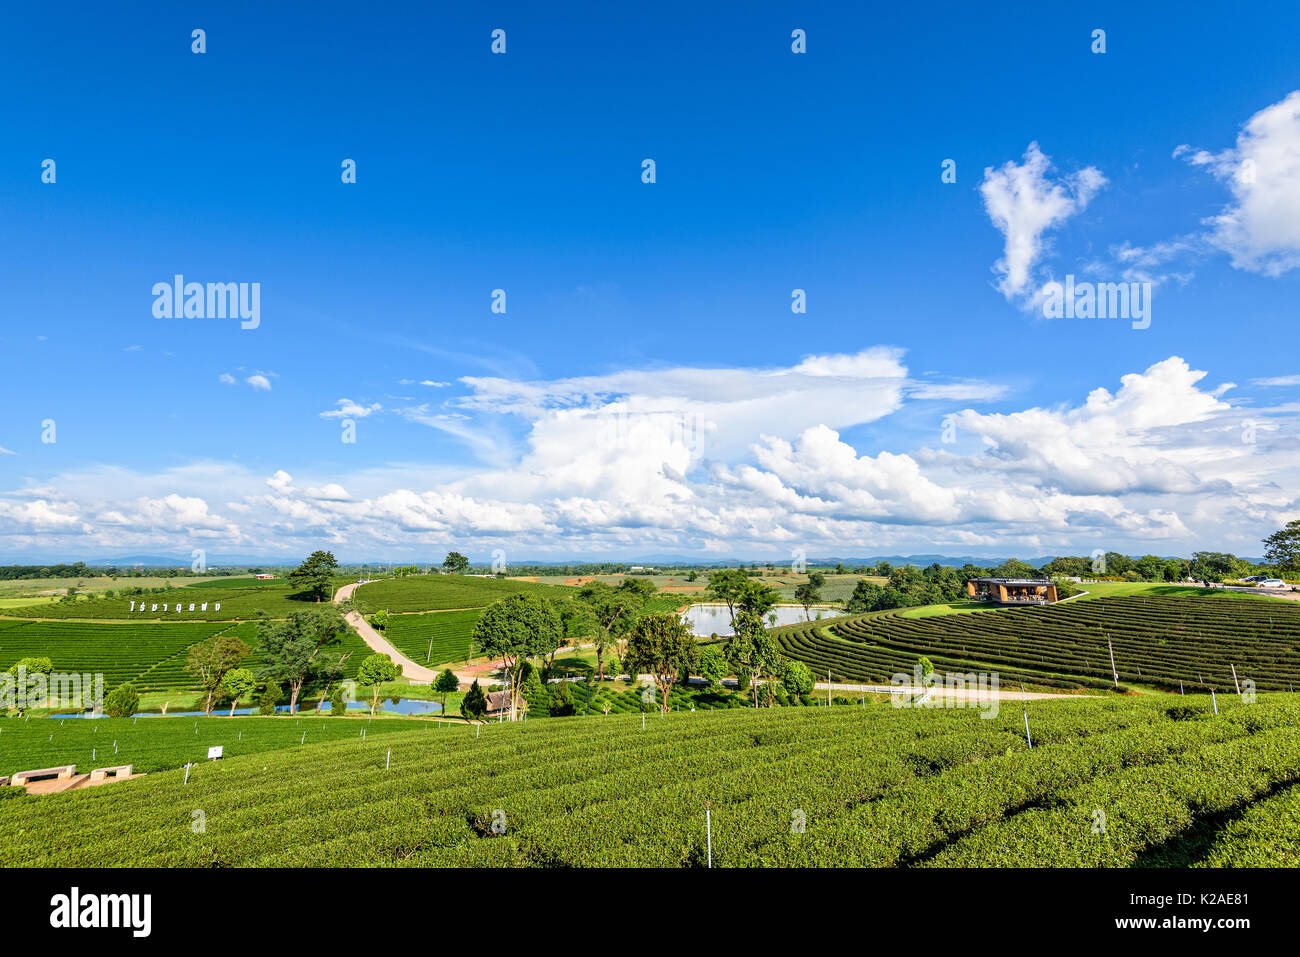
{"left": 0, "top": 575, "right": 230, "bottom": 601}
{"left": 0, "top": 715, "right": 429, "bottom": 779}
{"left": 775, "top": 593, "right": 1300, "bottom": 693}
{"left": 1, "top": 695, "right": 1297, "bottom": 867}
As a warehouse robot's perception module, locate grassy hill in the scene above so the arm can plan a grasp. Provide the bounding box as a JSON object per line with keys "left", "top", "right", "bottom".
{"left": 2, "top": 695, "right": 1297, "bottom": 867}
{"left": 774, "top": 593, "right": 1300, "bottom": 693}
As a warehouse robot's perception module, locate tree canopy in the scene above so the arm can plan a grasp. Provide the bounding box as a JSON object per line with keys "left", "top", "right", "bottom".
{"left": 256, "top": 607, "right": 351, "bottom": 713}
{"left": 471, "top": 594, "right": 564, "bottom": 719}
{"left": 287, "top": 550, "right": 339, "bottom": 602}
{"left": 622, "top": 613, "right": 697, "bottom": 715}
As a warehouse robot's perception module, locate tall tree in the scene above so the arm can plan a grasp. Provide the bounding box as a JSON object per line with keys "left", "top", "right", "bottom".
{"left": 441, "top": 551, "right": 470, "bottom": 574}
{"left": 357, "top": 653, "right": 397, "bottom": 715}
{"left": 705, "top": 568, "right": 750, "bottom": 626}
{"left": 794, "top": 582, "right": 821, "bottom": 621}
{"left": 724, "top": 611, "right": 784, "bottom": 707}
{"left": 256, "top": 607, "right": 350, "bottom": 713}
{"left": 1263, "top": 520, "right": 1300, "bottom": 573}
{"left": 434, "top": 669, "right": 460, "bottom": 715}
{"left": 218, "top": 667, "right": 256, "bottom": 717}
{"left": 622, "top": 613, "right": 697, "bottom": 715}
{"left": 186, "top": 634, "right": 251, "bottom": 715}
{"left": 471, "top": 594, "right": 563, "bottom": 720}
{"left": 287, "top": 550, "right": 339, "bottom": 602}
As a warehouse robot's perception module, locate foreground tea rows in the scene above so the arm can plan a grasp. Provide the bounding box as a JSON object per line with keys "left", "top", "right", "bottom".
{"left": 2, "top": 695, "right": 1298, "bottom": 867}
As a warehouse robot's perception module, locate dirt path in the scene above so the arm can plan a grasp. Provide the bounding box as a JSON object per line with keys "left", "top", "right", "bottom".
{"left": 333, "top": 581, "right": 442, "bottom": 684}
{"left": 333, "top": 581, "right": 503, "bottom": 687}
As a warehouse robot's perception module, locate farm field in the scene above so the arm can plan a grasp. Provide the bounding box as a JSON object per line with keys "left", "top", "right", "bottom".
{"left": 352, "top": 575, "right": 567, "bottom": 613}
{"left": 2, "top": 695, "right": 1297, "bottom": 867}
{"left": 0, "top": 619, "right": 371, "bottom": 695}
{"left": 383, "top": 610, "right": 482, "bottom": 666}
{"left": 0, "top": 715, "right": 428, "bottom": 779}
{"left": 1, "top": 575, "right": 356, "bottom": 621}
{"left": 774, "top": 593, "right": 1300, "bottom": 693}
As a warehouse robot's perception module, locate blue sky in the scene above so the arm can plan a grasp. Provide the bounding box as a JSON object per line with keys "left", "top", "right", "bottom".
{"left": 2, "top": 1, "right": 1299, "bottom": 562}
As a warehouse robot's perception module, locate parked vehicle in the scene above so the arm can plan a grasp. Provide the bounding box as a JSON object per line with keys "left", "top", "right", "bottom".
{"left": 1258, "top": 578, "right": 1288, "bottom": 588}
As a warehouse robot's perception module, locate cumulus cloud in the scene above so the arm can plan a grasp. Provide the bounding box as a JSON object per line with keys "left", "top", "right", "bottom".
{"left": 246, "top": 374, "right": 272, "bottom": 391}
{"left": 980, "top": 142, "right": 1107, "bottom": 303}
{"left": 218, "top": 373, "right": 236, "bottom": 385}
{"left": 1176, "top": 90, "right": 1300, "bottom": 276}
{"left": 5, "top": 352, "right": 1297, "bottom": 560}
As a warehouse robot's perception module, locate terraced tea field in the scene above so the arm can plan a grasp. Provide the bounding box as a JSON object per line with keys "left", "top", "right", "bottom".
{"left": 2, "top": 576, "right": 356, "bottom": 621}
{"left": 384, "top": 610, "right": 482, "bottom": 665}
{"left": 352, "top": 575, "right": 564, "bottom": 613}
{"left": 0, "top": 620, "right": 370, "bottom": 694}
{"left": 2, "top": 695, "right": 1297, "bottom": 867}
{"left": 774, "top": 594, "right": 1300, "bottom": 693}
{"left": 0, "top": 715, "right": 427, "bottom": 778}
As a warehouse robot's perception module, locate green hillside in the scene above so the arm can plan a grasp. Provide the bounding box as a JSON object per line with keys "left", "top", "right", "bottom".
{"left": 774, "top": 594, "right": 1300, "bottom": 693}
{"left": 2, "top": 695, "right": 1297, "bottom": 867}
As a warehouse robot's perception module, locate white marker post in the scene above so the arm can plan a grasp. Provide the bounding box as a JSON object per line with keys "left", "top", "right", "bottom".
{"left": 1231, "top": 663, "right": 1241, "bottom": 698}
{"left": 184, "top": 763, "right": 191, "bottom": 785}
{"left": 386, "top": 747, "right": 391, "bottom": 771}
{"left": 705, "top": 805, "right": 712, "bottom": 869}
{"left": 1211, "top": 689, "right": 1219, "bottom": 715}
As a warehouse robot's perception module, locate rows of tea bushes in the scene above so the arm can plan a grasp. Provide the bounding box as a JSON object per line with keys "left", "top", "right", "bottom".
{"left": 352, "top": 575, "right": 566, "bottom": 614}
{"left": 0, "top": 620, "right": 236, "bottom": 691}
{"left": 2, "top": 576, "right": 353, "bottom": 621}
{"left": 0, "top": 714, "right": 427, "bottom": 778}
{"left": 383, "top": 610, "right": 482, "bottom": 666}
{"left": 3, "top": 694, "right": 1298, "bottom": 867}
{"left": 774, "top": 595, "right": 1300, "bottom": 693}
{"left": 0, "top": 619, "right": 369, "bottom": 694}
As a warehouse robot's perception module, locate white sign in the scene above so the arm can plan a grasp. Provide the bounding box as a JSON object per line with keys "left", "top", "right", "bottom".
{"left": 207, "top": 746, "right": 224, "bottom": 760}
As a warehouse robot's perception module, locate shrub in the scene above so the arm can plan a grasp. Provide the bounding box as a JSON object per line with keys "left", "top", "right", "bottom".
{"left": 104, "top": 682, "right": 140, "bottom": 718}
{"left": 461, "top": 679, "right": 486, "bottom": 720}
{"left": 258, "top": 682, "right": 282, "bottom": 715}
{"left": 328, "top": 684, "right": 347, "bottom": 716}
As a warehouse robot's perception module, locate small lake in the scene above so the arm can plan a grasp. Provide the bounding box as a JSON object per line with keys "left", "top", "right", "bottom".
{"left": 682, "top": 603, "right": 843, "bottom": 637}
{"left": 49, "top": 697, "right": 443, "bottom": 718}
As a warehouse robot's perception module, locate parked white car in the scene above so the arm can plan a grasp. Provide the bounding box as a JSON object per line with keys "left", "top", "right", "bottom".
{"left": 1258, "top": 578, "right": 1288, "bottom": 588}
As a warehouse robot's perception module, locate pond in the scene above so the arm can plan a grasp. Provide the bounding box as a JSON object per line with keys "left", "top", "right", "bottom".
{"left": 49, "top": 697, "right": 443, "bottom": 718}
{"left": 681, "top": 603, "right": 844, "bottom": 637}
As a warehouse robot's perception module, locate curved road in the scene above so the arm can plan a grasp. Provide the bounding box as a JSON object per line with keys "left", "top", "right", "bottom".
{"left": 333, "top": 581, "right": 439, "bottom": 684}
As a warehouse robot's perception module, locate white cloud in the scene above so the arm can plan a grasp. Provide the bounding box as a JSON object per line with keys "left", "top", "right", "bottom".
{"left": 5, "top": 354, "right": 1297, "bottom": 560}
{"left": 218, "top": 373, "right": 236, "bottom": 385}
{"left": 1252, "top": 374, "right": 1300, "bottom": 387}
{"left": 319, "top": 399, "right": 382, "bottom": 419}
{"left": 246, "top": 374, "right": 272, "bottom": 391}
{"left": 1176, "top": 90, "right": 1300, "bottom": 276}
{"left": 980, "top": 142, "right": 1107, "bottom": 303}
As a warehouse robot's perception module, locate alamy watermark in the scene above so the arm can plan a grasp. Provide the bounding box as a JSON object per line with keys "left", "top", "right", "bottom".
{"left": 152, "top": 275, "right": 260, "bottom": 329}
{"left": 1041, "top": 275, "right": 1151, "bottom": 330}
{"left": 889, "top": 664, "right": 1000, "bottom": 718}
{"left": 2, "top": 666, "right": 104, "bottom": 713}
